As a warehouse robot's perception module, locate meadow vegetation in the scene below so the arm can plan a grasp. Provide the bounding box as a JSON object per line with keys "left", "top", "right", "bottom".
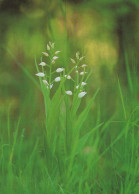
{"left": 0, "top": 0, "right": 139, "bottom": 193}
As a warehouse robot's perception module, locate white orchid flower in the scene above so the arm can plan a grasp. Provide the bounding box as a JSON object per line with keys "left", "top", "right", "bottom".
{"left": 47, "top": 44, "right": 50, "bottom": 50}
{"left": 47, "top": 84, "right": 53, "bottom": 89}
{"left": 51, "top": 43, "right": 55, "bottom": 48}
{"left": 55, "top": 51, "right": 61, "bottom": 54}
{"left": 80, "top": 72, "right": 88, "bottom": 75}
{"left": 82, "top": 64, "right": 87, "bottom": 68}
{"left": 65, "top": 91, "right": 72, "bottom": 95}
{"left": 79, "top": 56, "right": 85, "bottom": 61}
{"left": 42, "top": 80, "right": 48, "bottom": 85}
{"left": 76, "top": 82, "right": 87, "bottom": 89}
{"left": 70, "top": 58, "right": 76, "bottom": 64}
{"left": 56, "top": 68, "right": 64, "bottom": 73}
{"left": 35, "top": 72, "right": 45, "bottom": 77}
{"left": 55, "top": 77, "right": 61, "bottom": 82}
{"left": 76, "top": 51, "right": 80, "bottom": 59}
{"left": 42, "top": 52, "right": 49, "bottom": 57}
{"left": 78, "top": 92, "right": 87, "bottom": 98}
{"left": 52, "top": 56, "right": 58, "bottom": 60}
{"left": 65, "top": 75, "right": 71, "bottom": 79}
{"left": 81, "top": 82, "right": 87, "bottom": 86}
{"left": 39, "top": 62, "right": 46, "bottom": 66}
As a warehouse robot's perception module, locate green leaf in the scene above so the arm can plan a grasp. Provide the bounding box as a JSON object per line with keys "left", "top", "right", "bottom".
{"left": 74, "top": 88, "right": 100, "bottom": 135}
{"left": 76, "top": 123, "right": 103, "bottom": 155}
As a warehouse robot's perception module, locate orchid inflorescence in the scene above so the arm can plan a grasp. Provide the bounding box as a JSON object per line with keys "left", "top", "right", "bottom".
{"left": 35, "top": 41, "right": 88, "bottom": 98}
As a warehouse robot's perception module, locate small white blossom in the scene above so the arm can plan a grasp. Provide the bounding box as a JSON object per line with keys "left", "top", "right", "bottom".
{"left": 79, "top": 56, "right": 85, "bottom": 61}
{"left": 51, "top": 84, "right": 53, "bottom": 88}
{"left": 80, "top": 72, "right": 88, "bottom": 75}
{"left": 50, "top": 84, "right": 53, "bottom": 89}
{"left": 47, "top": 84, "right": 53, "bottom": 89}
{"left": 65, "top": 75, "right": 71, "bottom": 79}
{"left": 35, "top": 72, "right": 45, "bottom": 77}
{"left": 53, "top": 56, "right": 58, "bottom": 60}
{"left": 55, "top": 77, "right": 61, "bottom": 82}
{"left": 56, "top": 68, "right": 64, "bottom": 73}
{"left": 76, "top": 51, "right": 80, "bottom": 59}
{"left": 82, "top": 64, "right": 87, "bottom": 68}
{"left": 51, "top": 43, "right": 55, "bottom": 48}
{"left": 70, "top": 58, "right": 76, "bottom": 64}
{"left": 81, "top": 82, "right": 87, "bottom": 86}
{"left": 42, "top": 80, "right": 48, "bottom": 85}
{"left": 42, "top": 52, "right": 49, "bottom": 57}
{"left": 65, "top": 90, "right": 72, "bottom": 95}
{"left": 76, "top": 82, "right": 87, "bottom": 89}
{"left": 75, "top": 70, "right": 79, "bottom": 73}
{"left": 55, "top": 51, "right": 61, "bottom": 54}
{"left": 52, "top": 60, "right": 55, "bottom": 64}
{"left": 47, "top": 44, "right": 50, "bottom": 50}
{"left": 39, "top": 62, "right": 46, "bottom": 66}
{"left": 78, "top": 92, "right": 87, "bottom": 98}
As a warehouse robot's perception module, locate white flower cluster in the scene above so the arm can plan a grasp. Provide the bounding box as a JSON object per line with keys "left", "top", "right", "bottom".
{"left": 69, "top": 51, "right": 88, "bottom": 98}
{"left": 35, "top": 42, "right": 88, "bottom": 99}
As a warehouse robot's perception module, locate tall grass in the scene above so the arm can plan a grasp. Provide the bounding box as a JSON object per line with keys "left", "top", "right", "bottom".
{"left": 0, "top": 44, "right": 139, "bottom": 194}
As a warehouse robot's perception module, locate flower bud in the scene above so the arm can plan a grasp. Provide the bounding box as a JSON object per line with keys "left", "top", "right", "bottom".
{"left": 78, "top": 92, "right": 87, "bottom": 98}
{"left": 35, "top": 72, "right": 45, "bottom": 77}
{"left": 65, "top": 91, "right": 72, "bottom": 95}
{"left": 39, "top": 62, "right": 46, "bottom": 66}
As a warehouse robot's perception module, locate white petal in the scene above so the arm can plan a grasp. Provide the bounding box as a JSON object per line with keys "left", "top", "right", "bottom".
{"left": 65, "top": 75, "right": 71, "bottom": 79}
{"left": 50, "top": 84, "right": 53, "bottom": 89}
{"left": 49, "top": 41, "right": 52, "bottom": 45}
{"left": 56, "top": 68, "right": 64, "bottom": 73}
{"left": 81, "top": 82, "right": 87, "bottom": 86}
{"left": 75, "top": 70, "right": 79, "bottom": 73}
{"left": 52, "top": 60, "right": 55, "bottom": 64}
{"left": 82, "top": 64, "right": 87, "bottom": 68}
{"left": 70, "top": 58, "right": 76, "bottom": 64}
{"left": 42, "top": 80, "right": 48, "bottom": 85}
{"left": 55, "top": 51, "right": 61, "bottom": 54}
{"left": 42, "top": 52, "right": 49, "bottom": 57}
{"left": 80, "top": 72, "right": 88, "bottom": 75}
{"left": 79, "top": 56, "right": 85, "bottom": 61}
{"left": 47, "top": 84, "right": 53, "bottom": 89}
{"left": 78, "top": 92, "right": 87, "bottom": 98}
{"left": 65, "top": 90, "right": 72, "bottom": 95}
{"left": 51, "top": 43, "right": 55, "bottom": 48}
{"left": 39, "top": 62, "right": 46, "bottom": 66}
{"left": 53, "top": 56, "right": 58, "bottom": 60}
{"left": 47, "top": 44, "right": 50, "bottom": 50}
{"left": 35, "top": 72, "right": 45, "bottom": 77}
{"left": 55, "top": 77, "right": 61, "bottom": 82}
{"left": 76, "top": 82, "right": 87, "bottom": 89}
{"left": 76, "top": 51, "right": 80, "bottom": 59}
